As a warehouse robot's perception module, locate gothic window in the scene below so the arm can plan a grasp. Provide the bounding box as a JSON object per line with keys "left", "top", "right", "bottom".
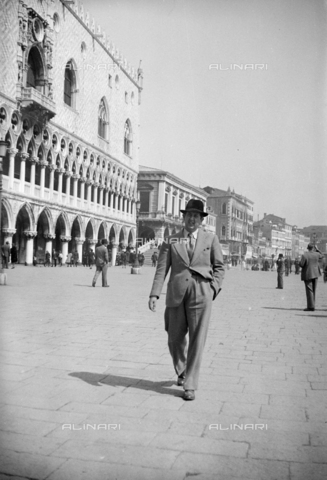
{"left": 64, "top": 61, "right": 77, "bottom": 108}
{"left": 98, "top": 98, "right": 108, "bottom": 139}
{"left": 26, "top": 47, "right": 44, "bottom": 92}
{"left": 124, "top": 120, "right": 132, "bottom": 156}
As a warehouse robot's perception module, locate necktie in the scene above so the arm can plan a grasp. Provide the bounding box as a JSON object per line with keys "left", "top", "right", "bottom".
{"left": 187, "top": 233, "right": 195, "bottom": 260}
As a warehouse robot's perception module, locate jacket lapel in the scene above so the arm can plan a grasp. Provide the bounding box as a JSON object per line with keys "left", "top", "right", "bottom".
{"left": 190, "top": 228, "right": 205, "bottom": 264}
{"left": 172, "top": 231, "right": 190, "bottom": 265}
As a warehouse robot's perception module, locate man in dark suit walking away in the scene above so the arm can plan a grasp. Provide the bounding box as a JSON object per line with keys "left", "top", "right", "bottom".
{"left": 148, "top": 199, "right": 225, "bottom": 401}
{"left": 92, "top": 239, "right": 109, "bottom": 287}
{"left": 300, "top": 243, "right": 323, "bottom": 311}
{"left": 276, "top": 254, "right": 285, "bottom": 289}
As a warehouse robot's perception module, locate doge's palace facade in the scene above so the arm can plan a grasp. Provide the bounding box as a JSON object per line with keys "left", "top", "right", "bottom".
{"left": 0, "top": 0, "right": 142, "bottom": 265}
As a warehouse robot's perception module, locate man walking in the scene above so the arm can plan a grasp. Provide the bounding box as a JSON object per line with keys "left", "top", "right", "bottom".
{"left": 276, "top": 253, "right": 285, "bottom": 289}
{"left": 300, "top": 243, "right": 323, "bottom": 311}
{"left": 92, "top": 238, "right": 109, "bottom": 287}
{"left": 2, "top": 241, "right": 11, "bottom": 269}
{"left": 148, "top": 199, "right": 225, "bottom": 401}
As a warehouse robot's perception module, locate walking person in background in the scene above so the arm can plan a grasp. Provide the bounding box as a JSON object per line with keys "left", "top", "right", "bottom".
{"left": 151, "top": 251, "right": 158, "bottom": 267}
{"left": 10, "top": 243, "right": 18, "bottom": 269}
{"left": 66, "top": 252, "right": 72, "bottom": 267}
{"left": 92, "top": 239, "right": 109, "bottom": 287}
{"left": 2, "top": 241, "right": 10, "bottom": 269}
{"left": 73, "top": 249, "right": 79, "bottom": 267}
{"left": 52, "top": 249, "right": 58, "bottom": 267}
{"left": 58, "top": 251, "right": 63, "bottom": 266}
{"left": 300, "top": 243, "right": 323, "bottom": 311}
{"left": 276, "top": 253, "right": 285, "bottom": 289}
{"left": 88, "top": 248, "right": 95, "bottom": 269}
{"left": 44, "top": 250, "right": 51, "bottom": 267}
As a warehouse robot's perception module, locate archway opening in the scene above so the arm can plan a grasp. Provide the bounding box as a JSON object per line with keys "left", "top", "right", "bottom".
{"left": 34, "top": 210, "right": 50, "bottom": 262}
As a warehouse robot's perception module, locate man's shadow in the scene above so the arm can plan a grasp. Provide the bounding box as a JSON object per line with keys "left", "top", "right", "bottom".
{"left": 69, "top": 372, "right": 181, "bottom": 397}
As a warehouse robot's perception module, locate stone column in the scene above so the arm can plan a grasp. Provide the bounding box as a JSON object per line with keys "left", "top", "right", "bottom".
{"left": 44, "top": 233, "right": 55, "bottom": 257}
{"left": 99, "top": 186, "right": 104, "bottom": 209}
{"left": 80, "top": 178, "right": 85, "bottom": 206}
{"left": 49, "top": 164, "right": 55, "bottom": 200}
{"left": 65, "top": 172, "right": 72, "bottom": 206}
{"left": 24, "top": 230, "right": 37, "bottom": 265}
{"left": 29, "top": 157, "right": 37, "bottom": 196}
{"left": 75, "top": 238, "right": 84, "bottom": 264}
{"left": 8, "top": 148, "right": 17, "bottom": 190}
{"left": 19, "top": 153, "right": 28, "bottom": 193}
{"left": 60, "top": 236, "right": 71, "bottom": 262}
{"left": 40, "top": 161, "right": 47, "bottom": 198}
{"left": 104, "top": 189, "right": 109, "bottom": 211}
{"left": 72, "top": 174, "right": 78, "bottom": 207}
{"left": 58, "top": 169, "right": 64, "bottom": 203}
{"left": 86, "top": 180, "right": 92, "bottom": 209}
{"left": 111, "top": 243, "right": 118, "bottom": 267}
{"left": 93, "top": 183, "right": 99, "bottom": 212}
{"left": 158, "top": 181, "right": 166, "bottom": 211}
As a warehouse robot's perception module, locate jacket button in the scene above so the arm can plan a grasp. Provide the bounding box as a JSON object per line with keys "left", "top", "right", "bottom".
{"left": 186, "top": 279, "right": 188, "bottom": 281}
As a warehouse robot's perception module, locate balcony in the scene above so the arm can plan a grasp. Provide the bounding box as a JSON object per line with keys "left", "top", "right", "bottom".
{"left": 20, "top": 87, "right": 56, "bottom": 120}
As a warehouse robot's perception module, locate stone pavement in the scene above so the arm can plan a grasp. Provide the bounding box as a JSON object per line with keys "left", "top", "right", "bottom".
{"left": 0, "top": 264, "right": 326, "bottom": 480}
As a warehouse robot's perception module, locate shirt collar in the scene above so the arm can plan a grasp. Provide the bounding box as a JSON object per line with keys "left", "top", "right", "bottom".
{"left": 183, "top": 228, "right": 199, "bottom": 240}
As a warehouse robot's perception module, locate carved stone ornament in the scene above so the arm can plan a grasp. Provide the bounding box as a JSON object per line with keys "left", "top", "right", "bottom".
{"left": 60, "top": 236, "right": 72, "bottom": 242}
{"left": 24, "top": 230, "right": 37, "bottom": 238}
{"left": 43, "top": 233, "right": 55, "bottom": 240}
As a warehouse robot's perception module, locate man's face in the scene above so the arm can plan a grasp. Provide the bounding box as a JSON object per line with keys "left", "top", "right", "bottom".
{"left": 184, "top": 211, "right": 203, "bottom": 233}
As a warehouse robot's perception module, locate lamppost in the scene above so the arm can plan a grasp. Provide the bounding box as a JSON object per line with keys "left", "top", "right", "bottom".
{"left": 131, "top": 198, "right": 141, "bottom": 274}
{"left": 0, "top": 139, "right": 8, "bottom": 284}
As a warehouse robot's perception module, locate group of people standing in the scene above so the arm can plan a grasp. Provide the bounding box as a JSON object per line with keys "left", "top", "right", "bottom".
{"left": 276, "top": 246, "right": 325, "bottom": 311}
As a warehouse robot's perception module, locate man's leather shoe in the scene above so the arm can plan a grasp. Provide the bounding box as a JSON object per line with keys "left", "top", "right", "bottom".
{"left": 177, "top": 373, "right": 185, "bottom": 386}
{"left": 183, "top": 390, "right": 195, "bottom": 401}
{"left": 303, "top": 308, "right": 315, "bottom": 311}
{"left": 102, "top": 285, "right": 110, "bottom": 288}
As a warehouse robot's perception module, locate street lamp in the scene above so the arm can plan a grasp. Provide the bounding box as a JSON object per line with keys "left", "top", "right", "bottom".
{"left": 131, "top": 198, "right": 141, "bottom": 274}
{"left": 0, "top": 139, "right": 8, "bottom": 284}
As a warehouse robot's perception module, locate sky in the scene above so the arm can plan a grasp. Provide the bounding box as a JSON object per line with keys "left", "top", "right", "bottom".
{"left": 82, "top": 0, "right": 327, "bottom": 227}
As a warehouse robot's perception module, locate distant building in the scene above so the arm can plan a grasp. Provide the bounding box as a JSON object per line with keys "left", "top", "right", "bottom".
{"left": 137, "top": 166, "right": 214, "bottom": 242}
{"left": 253, "top": 213, "right": 293, "bottom": 257}
{"left": 203, "top": 186, "right": 254, "bottom": 259}
{"left": 301, "top": 226, "right": 327, "bottom": 253}
{"left": 292, "top": 227, "right": 311, "bottom": 259}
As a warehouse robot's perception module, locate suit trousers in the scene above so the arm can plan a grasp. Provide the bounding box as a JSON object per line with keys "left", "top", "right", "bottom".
{"left": 277, "top": 271, "right": 284, "bottom": 289}
{"left": 304, "top": 278, "right": 317, "bottom": 309}
{"left": 164, "top": 274, "right": 212, "bottom": 390}
{"left": 92, "top": 264, "right": 108, "bottom": 287}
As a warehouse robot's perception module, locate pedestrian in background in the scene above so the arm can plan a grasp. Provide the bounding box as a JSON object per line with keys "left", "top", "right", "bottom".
{"left": 10, "top": 243, "right": 18, "bottom": 269}
{"left": 58, "top": 251, "right": 63, "bottom": 266}
{"left": 66, "top": 252, "right": 72, "bottom": 267}
{"left": 44, "top": 251, "right": 51, "bottom": 267}
{"left": 151, "top": 251, "right": 158, "bottom": 267}
{"left": 276, "top": 253, "right": 285, "bottom": 289}
{"left": 73, "top": 249, "right": 79, "bottom": 267}
{"left": 89, "top": 249, "right": 95, "bottom": 269}
{"left": 52, "top": 250, "right": 58, "bottom": 267}
{"left": 92, "top": 238, "right": 109, "bottom": 287}
{"left": 2, "top": 241, "right": 10, "bottom": 269}
{"left": 300, "top": 243, "right": 323, "bottom": 311}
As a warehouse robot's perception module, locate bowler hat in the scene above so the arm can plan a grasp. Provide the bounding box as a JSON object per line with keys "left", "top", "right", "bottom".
{"left": 180, "top": 199, "right": 208, "bottom": 217}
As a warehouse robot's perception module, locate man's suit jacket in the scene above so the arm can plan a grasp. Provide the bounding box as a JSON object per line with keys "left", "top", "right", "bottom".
{"left": 300, "top": 251, "right": 323, "bottom": 281}
{"left": 2, "top": 244, "right": 10, "bottom": 258}
{"left": 95, "top": 245, "right": 109, "bottom": 267}
{"left": 150, "top": 229, "right": 225, "bottom": 307}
